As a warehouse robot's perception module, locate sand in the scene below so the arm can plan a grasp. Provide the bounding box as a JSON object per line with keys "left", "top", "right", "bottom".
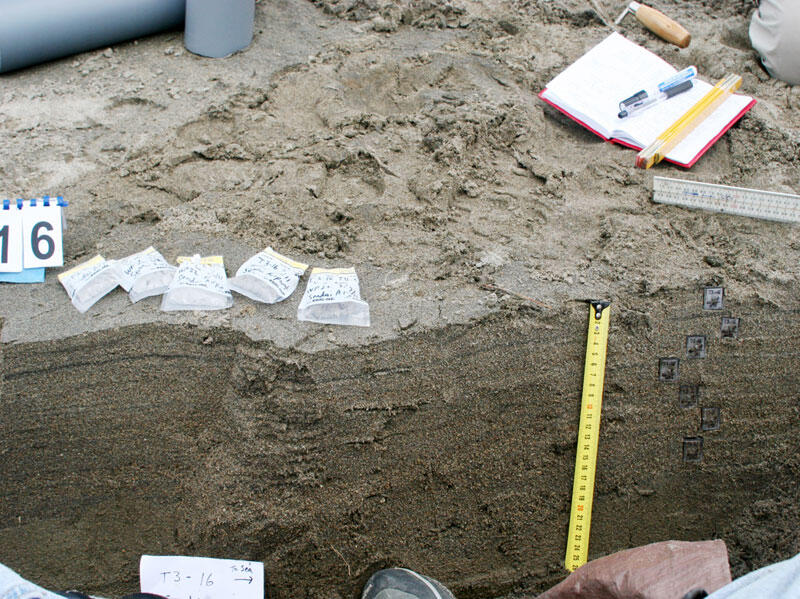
{"left": 0, "top": 0, "right": 798, "bottom": 597}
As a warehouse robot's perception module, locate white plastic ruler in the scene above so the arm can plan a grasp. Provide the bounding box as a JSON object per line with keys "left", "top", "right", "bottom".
{"left": 652, "top": 176, "right": 800, "bottom": 224}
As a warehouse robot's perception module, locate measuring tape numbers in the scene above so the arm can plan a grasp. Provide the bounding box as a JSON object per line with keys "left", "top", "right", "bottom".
{"left": 653, "top": 176, "right": 800, "bottom": 224}
{"left": 565, "top": 300, "right": 611, "bottom": 572}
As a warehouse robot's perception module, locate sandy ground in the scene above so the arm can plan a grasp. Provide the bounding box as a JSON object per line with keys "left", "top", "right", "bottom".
{"left": 0, "top": 0, "right": 799, "bottom": 597}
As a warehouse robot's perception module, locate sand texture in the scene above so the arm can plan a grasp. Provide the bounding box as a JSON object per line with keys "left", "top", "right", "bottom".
{"left": 0, "top": 0, "right": 798, "bottom": 597}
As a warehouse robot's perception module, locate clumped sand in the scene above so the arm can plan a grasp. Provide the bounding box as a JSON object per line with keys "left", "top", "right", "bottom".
{"left": 0, "top": 0, "right": 798, "bottom": 597}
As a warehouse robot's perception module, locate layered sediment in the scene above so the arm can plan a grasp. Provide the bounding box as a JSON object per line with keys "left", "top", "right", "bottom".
{"left": 2, "top": 294, "right": 797, "bottom": 597}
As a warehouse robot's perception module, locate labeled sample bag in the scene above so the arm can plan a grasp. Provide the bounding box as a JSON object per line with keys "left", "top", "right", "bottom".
{"left": 228, "top": 247, "right": 308, "bottom": 303}
{"left": 58, "top": 255, "right": 119, "bottom": 313}
{"left": 297, "top": 267, "right": 370, "bottom": 327}
{"left": 113, "top": 246, "right": 176, "bottom": 303}
{"left": 161, "top": 255, "right": 233, "bottom": 311}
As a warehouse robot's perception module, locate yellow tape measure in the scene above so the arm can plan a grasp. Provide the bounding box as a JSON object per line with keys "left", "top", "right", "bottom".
{"left": 565, "top": 300, "right": 611, "bottom": 572}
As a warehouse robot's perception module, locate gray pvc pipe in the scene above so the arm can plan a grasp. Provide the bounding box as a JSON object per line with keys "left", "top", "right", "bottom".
{"left": 0, "top": 0, "right": 186, "bottom": 73}
{"left": 184, "top": 0, "right": 254, "bottom": 58}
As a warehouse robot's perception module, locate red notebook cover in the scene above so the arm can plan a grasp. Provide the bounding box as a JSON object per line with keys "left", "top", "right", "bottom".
{"left": 538, "top": 89, "right": 756, "bottom": 168}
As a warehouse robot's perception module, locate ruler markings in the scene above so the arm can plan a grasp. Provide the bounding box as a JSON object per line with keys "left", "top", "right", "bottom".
{"left": 653, "top": 176, "right": 800, "bottom": 224}
{"left": 564, "top": 301, "right": 611, "bottom": 572}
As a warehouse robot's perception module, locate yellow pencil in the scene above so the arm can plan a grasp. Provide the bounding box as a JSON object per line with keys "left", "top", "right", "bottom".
{"left": 636, "top": 73, "right": 742, "bottom": 169}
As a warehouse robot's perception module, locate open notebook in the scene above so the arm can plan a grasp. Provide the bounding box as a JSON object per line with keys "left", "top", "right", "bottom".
{"left": 539, "top": 33, "right": 755, "bottom": 168}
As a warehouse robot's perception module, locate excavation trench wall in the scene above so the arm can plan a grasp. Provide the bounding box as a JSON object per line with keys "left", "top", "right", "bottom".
{"left": 1, "top": 295, "right": 798, "bottom": 599}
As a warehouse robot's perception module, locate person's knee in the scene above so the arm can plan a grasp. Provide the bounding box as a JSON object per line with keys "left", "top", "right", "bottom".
{"left": 749, "top": 0, "right": 800, "bottom": 85}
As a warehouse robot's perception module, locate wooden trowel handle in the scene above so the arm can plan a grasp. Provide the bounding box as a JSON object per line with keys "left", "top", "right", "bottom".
{"left": 636, "top": 4, "right": 691, "bottom": 47}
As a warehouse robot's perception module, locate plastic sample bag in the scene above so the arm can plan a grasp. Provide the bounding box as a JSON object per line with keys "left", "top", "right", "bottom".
{"left": 362, "top": 568, "right": 456, "bottom": 599}
{"left": 113, "top": 246, "right": 176, "bottom": 303}
{"left": 58, "top": 255, "right": 119, "bottom": 313}
{"left": 160, "top": 255, "right": 233, "bottom": 311}
{"left": 228, "top": 247, "right": 308, "bottom": 303}
{"left": 297, "top": 267, "right": 370, "bottom": 327}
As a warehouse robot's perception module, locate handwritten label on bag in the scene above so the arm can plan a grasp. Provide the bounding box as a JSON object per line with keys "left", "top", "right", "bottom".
{"left": 115, "top": 246, "right": 174, "bottom": 291}
{"left": 302, "top": 267, "right": 362, "bottom": 304}
{"left": 140, "top": 555, "right": 264, "bottom": 599}
{"left": 297, "top": 267, "right": 370, "bottom": 326}
{"left": 57, "top": 255, "right": 119, "bottom": 313}
{"left": 173, "top": 256, "right": 229, "bottom": 295}
{"left": 228, "top": 247, "right": 307, "bottom": 303}
{"left": 161, "top": 255, "right": 233, "bottom": 311}
{"left": 236, "top": 247, "right": 307, "bottom": 297}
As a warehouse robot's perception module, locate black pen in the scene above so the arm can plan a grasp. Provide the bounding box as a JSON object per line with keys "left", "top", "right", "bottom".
{"left": 618, "top": 66, "right": 697, "bottom": 119}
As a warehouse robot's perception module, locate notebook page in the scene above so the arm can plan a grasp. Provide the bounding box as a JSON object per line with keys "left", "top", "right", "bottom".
{"left": 618, "top": 79, "right": 716, "bottom": 143}
{"left": 542, "top": 33, "right": 677, "bottom": 138}
{"left": 619, "top": 78, "right": 754, "bottom": 165}
{"left": 663, "top": 90, "right": 752, "bottom": 165}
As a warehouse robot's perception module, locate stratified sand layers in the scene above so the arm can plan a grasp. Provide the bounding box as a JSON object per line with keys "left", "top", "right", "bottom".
{"left": 1, "top": 299, "right": 798, "bottom": 597}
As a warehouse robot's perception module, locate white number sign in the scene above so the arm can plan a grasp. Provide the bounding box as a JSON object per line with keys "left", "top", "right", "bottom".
{"left": 0, "top": 198, "right": 65, "bottom": 272}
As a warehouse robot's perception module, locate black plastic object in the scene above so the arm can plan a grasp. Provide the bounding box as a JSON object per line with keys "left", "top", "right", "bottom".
{"left": 362, "top": 568, "right": 456, "bottom": 599}
{"left": 664, "top": 79, "right": 693, "bottom": 98}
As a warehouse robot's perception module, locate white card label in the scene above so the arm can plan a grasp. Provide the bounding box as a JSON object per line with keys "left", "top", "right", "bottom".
{"left": 140, "top": 555, "right": 264, "bottom": 599}
{"left": 301, "top": 268, "right": 362, "bottom": 305}
{"left": 22, "top": 203, "right": 63, "bottom": 268}
{"left": 0, "top": 208, "right": 23, "bottom": 273}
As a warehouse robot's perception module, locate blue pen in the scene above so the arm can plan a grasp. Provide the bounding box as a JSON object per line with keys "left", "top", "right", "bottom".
{"left": 657, "top": 66, "right": 697, "bottom": 92}
{"left": 618, "top": 66, "right": 697, "bottom": 119}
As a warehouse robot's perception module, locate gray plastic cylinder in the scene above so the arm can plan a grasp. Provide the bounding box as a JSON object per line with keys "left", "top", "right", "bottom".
{"left": 184, "top": 0, "right": 254, "bottom": 58}
{"left": 0, "top": 0, "right": 186, "bottom": 74}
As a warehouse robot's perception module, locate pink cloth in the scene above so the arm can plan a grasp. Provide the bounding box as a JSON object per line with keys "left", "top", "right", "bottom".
{"left": 539, "top": 540, "right": 732, "bottom": 599}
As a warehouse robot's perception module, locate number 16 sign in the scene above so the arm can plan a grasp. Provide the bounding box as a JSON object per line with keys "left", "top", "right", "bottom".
{"left": 0, "top": 196, "right": 67, "bottom": 272}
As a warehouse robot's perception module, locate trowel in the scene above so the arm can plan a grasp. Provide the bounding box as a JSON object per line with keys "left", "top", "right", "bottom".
{"left": 615, "top": 1, "right": 691, "bottom": 48}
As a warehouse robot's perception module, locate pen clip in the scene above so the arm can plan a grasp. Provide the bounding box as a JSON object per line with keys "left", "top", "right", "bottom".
{"left": 619, "top": 89, "right": 648, "bottom": 111}
{"left": 664, "top": 79, "right": 693, "bottom": 98}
